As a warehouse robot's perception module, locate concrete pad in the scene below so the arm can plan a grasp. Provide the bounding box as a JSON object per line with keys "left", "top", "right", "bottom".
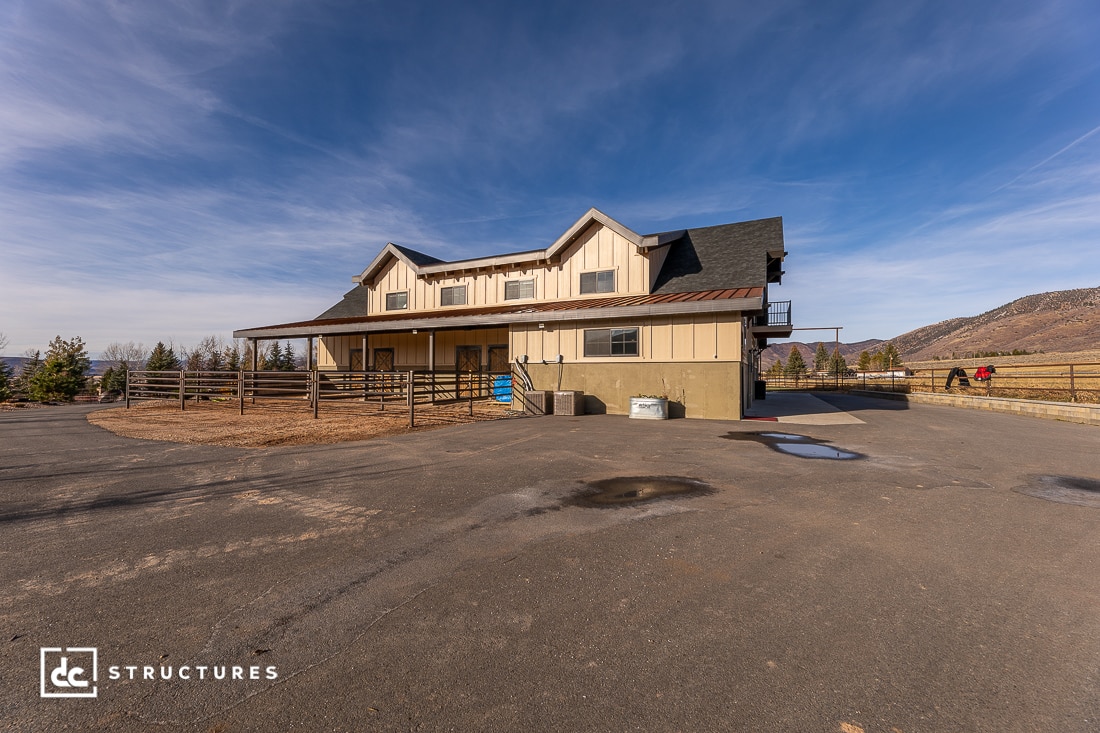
{"left": 5, "top": 398, "right": 1100, "bottom": 731}
{"left": 745, "top": 390, "right": 865, "bottom": 424}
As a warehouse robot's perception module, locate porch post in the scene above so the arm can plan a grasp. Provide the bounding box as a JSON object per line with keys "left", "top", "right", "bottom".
{"left": 306, "top": 336, "right": 314, "bottom": 371}
{"left": 250, "top": 338, "right": 258, "bottom": 371}
{"left": 362, "top": 334, "right": 368, "bottom": 369}
{"left": 428, "top": 330, "right": 436, "bottom": 403}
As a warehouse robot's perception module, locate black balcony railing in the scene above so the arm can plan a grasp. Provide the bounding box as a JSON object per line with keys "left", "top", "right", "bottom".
{"left": 757, "top": 300, "right": 791, "bottom": 328}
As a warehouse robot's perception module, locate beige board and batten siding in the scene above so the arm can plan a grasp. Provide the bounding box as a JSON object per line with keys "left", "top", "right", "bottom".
{"left": 367, "top": 223, "right": 650, "bottom": 314}
{"left": 510, "top": 313, "right": 742, "bottom": 363}
{"left": 317, "top": 329, "right": 509, "bottom": 371}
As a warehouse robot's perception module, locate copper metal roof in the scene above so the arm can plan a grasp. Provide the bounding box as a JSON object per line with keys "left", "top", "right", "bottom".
{"left": 235, "top": 287, "right": 763, "bottom": 338}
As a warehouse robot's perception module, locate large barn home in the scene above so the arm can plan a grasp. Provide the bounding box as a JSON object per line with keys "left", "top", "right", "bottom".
{"left": 234, "top": 208, "right": 792, "bottom": 420}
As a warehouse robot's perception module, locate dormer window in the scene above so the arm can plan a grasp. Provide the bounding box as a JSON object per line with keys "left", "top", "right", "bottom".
{"left": 504, "top": 279, "right": 535, "bottom": 300}
{"left": 385, "top": 291, "right": 408, "bottom": 310}
{"left": 580, "top": 269, "right": 615, "bottom": 294}
{"left": 440, "top": 285, "right": 466, "bottom": 307}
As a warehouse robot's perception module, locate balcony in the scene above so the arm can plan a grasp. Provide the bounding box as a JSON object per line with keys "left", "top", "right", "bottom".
{"left": 751, "top": 300, "right": 793, "bottom": 339}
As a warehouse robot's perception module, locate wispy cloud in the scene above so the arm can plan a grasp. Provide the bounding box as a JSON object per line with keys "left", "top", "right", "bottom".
{"left": 1, "top": 0, "right": 1098, "bottom": 355}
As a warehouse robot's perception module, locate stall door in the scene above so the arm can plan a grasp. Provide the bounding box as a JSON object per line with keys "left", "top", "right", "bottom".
{"left": 373, "top": 348, "right": 396, "bottom": 393}
{"left": 456, "top": 346, "right": 481, "bottom": 398}
{"left": 488, "top": 345, "right": 509, "bottom": 374}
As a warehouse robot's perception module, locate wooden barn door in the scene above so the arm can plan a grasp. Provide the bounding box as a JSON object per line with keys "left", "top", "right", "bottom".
{"left": 456, "top": 346, "right": 481, "bottom": 398}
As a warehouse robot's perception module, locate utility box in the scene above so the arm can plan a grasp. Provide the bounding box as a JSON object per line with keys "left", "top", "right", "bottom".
{"left": 522, "top": 390, "right": 553, "bottom": 415}
{"left": 754, "top": 380, "right": 767, "bottom": 400}
{"left": 553, "top": 390, "right": 585, "bottom": 416}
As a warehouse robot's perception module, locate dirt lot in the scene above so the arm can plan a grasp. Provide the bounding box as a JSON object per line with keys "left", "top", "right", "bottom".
{"left": 87, "top": 398, "right": 517, "bottom": 447}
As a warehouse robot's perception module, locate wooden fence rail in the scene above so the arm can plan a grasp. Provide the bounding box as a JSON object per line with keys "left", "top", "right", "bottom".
{"left": 765, "top": 361, "right": 1100, "bottom": 404}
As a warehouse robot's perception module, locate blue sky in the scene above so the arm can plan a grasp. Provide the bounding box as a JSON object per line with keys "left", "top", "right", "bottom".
{"left": 2, "top": 0, "right": 1098, "bottom": 357}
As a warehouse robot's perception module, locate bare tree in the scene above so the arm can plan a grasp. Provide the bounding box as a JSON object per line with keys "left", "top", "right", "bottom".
{"left": 180, "top": 335, "right": 230, "bottom": 371}
{"left": 100, "top": 341, "right": 148, "bottom": 370}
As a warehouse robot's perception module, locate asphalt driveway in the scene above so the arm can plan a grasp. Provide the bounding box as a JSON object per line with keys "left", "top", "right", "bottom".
{"left": 2, "top": 394, "right": 1098, "bottom": 732}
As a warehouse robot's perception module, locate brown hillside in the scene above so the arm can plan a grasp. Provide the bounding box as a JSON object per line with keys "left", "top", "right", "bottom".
{"left": 894, "top": 287, "right": 1100, "bottom": 361}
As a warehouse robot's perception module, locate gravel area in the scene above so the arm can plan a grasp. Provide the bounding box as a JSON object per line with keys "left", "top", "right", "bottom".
{"left": 87, "top": 399, "right": 517, "bottom": 447}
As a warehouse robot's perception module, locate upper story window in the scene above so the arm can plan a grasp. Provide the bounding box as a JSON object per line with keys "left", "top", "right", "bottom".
{"left": 580, "top": 269, "right": 615, "bottom": 294}
{"left": 440, "top": 285, "right": 467, "bottom": 307}
{"left": 385, "top": 291, "right": 408, "bottom": 311}
{"left": 504, "top": 279, "right": 535, "bottom": 300}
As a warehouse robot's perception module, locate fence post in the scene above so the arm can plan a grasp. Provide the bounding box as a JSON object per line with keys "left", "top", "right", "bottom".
{"left": 930, "top": 369, "right": 935, "bottom": 393}
{"left": 407, "top": 371, "right": 415, "bottom": 428}
{"left": 179, "top": 371, "right": 186, "bottom": 411}
{"left": 1069, "top": 364, "right": 1076, "bottom": 403}
{"left": 239, "top": 371, "right": 244, "bottom": 415}
{"left": 125, "top": 370, "right": 132, "bottom": 408}
{"left": 312, "top": 371, "right": 320, "bottom": 419}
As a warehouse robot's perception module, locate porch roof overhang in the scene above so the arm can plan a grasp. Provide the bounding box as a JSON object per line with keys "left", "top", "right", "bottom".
{"left": 234, "top": 287, "right": 764, "bottom": 340}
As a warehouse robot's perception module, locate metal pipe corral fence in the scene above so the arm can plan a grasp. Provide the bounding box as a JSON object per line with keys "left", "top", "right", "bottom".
{"left": 126, "top": 368, "right": 513, "bottom": 427}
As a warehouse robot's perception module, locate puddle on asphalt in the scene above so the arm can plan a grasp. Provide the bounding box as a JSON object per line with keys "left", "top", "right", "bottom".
{"left": 722, "top": 431, "right": 863, "bottom": 460}
{"left": 569, "top": 476, "right": 715, "bottom": 508}
{"left": 1013, "top": 475, "right": 1100, "bottom": 508}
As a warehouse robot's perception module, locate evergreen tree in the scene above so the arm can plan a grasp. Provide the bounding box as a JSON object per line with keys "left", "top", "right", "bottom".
{"left": 0, "top": 334, "right": 9, "bottom": 402}
{"left": 280, "top": 341, "right": 296, "bottom": 370}
{"left": 100, "top": 362, "right": 129, "bottom": 394}
{"left": 784, "top": 345, "right": 807, "bottom": 378}
{"left": 224, "top": 344, "right": 241, "bottom": 371}
{"left": 857, "top": 350, "right": 872, "bottom": 372}
{"left": 765, "top": 359, "right": 784, "bottom": 379}
{"left": 146, "top": 341, "right": 181, "bottom": 371}
{"left": 16, "top": 350, "right": 41, "bottom": 395}
{"left": 870, "top": 350, "right": 885, "bottom": 371}
{"left": 207, "top": 347, "right": 225, "bottom": 371}
{"left": 29, "top": 336, "right": 92, "bottom": 402}
{"left": 881, "top": 342, "right": 903, "bottom": 369}
{"left": 828, "top": 348, "right": 848, "bottom": 376}
{"left": 0, "top": 359, "right": 12, "bottom": 402}
{"left": 265, "top": 342, "right": 282, "bottom": 371}
{"left": 813, "top": 342, "right": 829, "bottom": 373}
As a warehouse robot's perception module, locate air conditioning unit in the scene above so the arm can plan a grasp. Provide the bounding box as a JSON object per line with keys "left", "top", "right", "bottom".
{"left": 553, "top": 390, "right": 584, "bottom": 416}
{"left": 522, "top": 390, "right": 553, "bottom": 415}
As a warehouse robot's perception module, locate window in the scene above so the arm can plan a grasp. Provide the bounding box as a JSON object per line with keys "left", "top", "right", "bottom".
{"left": 440, "top": 285, "right": 466, "bottom": 306}
{"left": 583, "top": 328, "right": 639, "bottom": 357}
{"left": 385, "top": 291, "right": 408, "bottom": 310}
{"left": 580, "top": 269, "right": 615, "bottom": 294}
{"left": 504, "top": 279, "right": 535, "bottom": 300}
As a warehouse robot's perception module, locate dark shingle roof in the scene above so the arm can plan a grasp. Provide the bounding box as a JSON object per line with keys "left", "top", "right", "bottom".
{"left": 391, "top": 244, "right": 445, "bottom": 267}
{"left": 650, "top": 217, "right": 783, "bottom": 293}
{"left": 315, "top": 286, "right": 367, "bottom": 319}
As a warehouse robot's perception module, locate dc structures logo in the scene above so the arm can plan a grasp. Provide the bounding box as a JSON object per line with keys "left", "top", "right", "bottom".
{"left": 40, "top": 647, "right": 98, "bottom": 698}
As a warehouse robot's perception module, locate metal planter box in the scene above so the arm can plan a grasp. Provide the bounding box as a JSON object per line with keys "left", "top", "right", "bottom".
{"left": 629, "top": 397, "right": 669, "bottom": 420}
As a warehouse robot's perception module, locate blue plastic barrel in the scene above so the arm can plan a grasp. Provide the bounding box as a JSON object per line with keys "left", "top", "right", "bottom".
{"left": 492, "top": 375, "right": 512, "bottom": 402}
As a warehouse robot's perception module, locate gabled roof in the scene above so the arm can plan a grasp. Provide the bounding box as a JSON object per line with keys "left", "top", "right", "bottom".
{"left": 353, "top": 208, "right": 648, "bottom": 285}
{"left": 354, "top": 242, "right": 446, "bottom": 286}
{"left": 315, "top": 286, "right": 368, "bottom": 319}
{"left": 650, "top": 217, "right": 785, "bottom": 293}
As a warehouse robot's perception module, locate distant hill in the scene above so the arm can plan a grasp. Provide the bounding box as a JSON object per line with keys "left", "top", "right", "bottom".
{"left": 891, "top": 286, "right": 1100, "bottom": 361}
{"left": 1, "top": 356, "right": 112, "bottom": 375}
{"left": 761, "top": 286, "right": 1099, "bottom": 368}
